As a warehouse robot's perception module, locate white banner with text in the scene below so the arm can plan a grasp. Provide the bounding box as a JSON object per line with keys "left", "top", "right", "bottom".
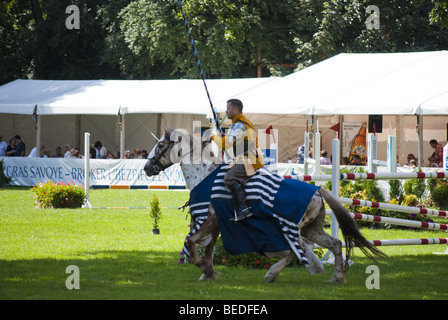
{"left": 1, "top": 157, "right": 185, "bottom": 187}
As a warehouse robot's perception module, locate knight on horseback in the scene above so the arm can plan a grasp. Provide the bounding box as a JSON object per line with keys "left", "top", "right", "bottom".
{"left": 211, "top": 99, "right": 264, "bottom": 222}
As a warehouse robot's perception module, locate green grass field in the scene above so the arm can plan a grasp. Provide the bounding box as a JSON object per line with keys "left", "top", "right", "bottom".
{"left": 1, "top": 187, "right": 447, "bottom": 300}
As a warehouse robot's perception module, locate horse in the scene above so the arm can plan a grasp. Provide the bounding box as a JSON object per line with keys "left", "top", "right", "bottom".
{"left": 144, "top": 127, "right": 386, "bottom": 283}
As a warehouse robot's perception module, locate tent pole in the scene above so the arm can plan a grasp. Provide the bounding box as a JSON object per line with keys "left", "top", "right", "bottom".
{"left": 36, "top": 115, "right": 41, "bottom": 157}
{"left": 417, "top": 115, "right": 423, "bottom": 166}
{"left": 339, "top": 115, "right": 344, "bottom": 164}
{"left": 75, "top": 115, "right": 81, "bottom": 151}
{"left": 156, "top": 113, "right": 162, "bottom": 139}
{"left": 120, "top": 113, "right": 125, "bottom": 159}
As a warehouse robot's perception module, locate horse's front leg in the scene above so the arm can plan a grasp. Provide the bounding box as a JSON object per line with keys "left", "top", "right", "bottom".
{"left": 264, "top": 251, "right": 296, "bottom": 283}
{"left": 186, "top": 206, "right": 220, "bottom": 281}
{"left": 200, "top": 205, "right": 221, "bottom": 280}
{"left": 199, "top": 226, "right": 221, "bottom": 281}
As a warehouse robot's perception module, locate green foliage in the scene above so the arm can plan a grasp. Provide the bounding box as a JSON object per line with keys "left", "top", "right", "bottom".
{"left": 389, "top": 179, "right": 404, "bottom": 202}
{"left": 295, "top": 0, "right": 448, "bottom": 69}
{"left": 430, "top": 0, "right": 448, "bottom": 29}
{"left": 387, "top": 174, "right": 438, "bottom": 226}
{"left": 403, "top": 178, "right": 427, "bottom": 201}
{"left": 31, "top": 181, "right": 86, "bottom": 208}
{"left": 149, "top": 194, "right": 162, "bottom": 230}
{"left": 429, "top": 178, "right": 448, "bottom": 209}
{"left": 2, "top": 0, "right": 448, "bottom": 83}
{"left": 0, "top": 160, "right": 12, "bottom": 186}
{"left": 336, "top": 168, "right": 385, "bottom": 219}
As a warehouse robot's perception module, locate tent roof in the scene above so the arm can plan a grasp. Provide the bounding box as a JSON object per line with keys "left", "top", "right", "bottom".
{"left": 226, "top": 51, "right": 448, "bottom": 115}
{"left": 1, "top": 51, "right": 447, "bottom": 116}
{"left": 0, "top": 78, "right": 274, "bottom": 116}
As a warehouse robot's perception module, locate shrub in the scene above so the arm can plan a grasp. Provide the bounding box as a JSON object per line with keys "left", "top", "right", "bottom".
{"left": 338, "top": 168, "right": 385, "bottom": 219}
{"left": 149, "top": 195, "right": 162, "bottom": 230}
{"left": 429, "top": 179, "right": 448, "bottom": 209}
{"left": 0, "top": 159, "right": 12, "bottom": 186}
{"left": 389, "top": 179, "right": 404, "bottom": 202}
{"left": 403, "top": 177, "right": 427, "bottom": 201}
{"left": 31, "top": 181, "right": 86, "bottom": 209}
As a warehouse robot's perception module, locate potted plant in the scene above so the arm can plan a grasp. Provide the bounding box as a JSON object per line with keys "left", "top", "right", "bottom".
{"left": 150, "top": 195, "right": 162, "bottom": 234}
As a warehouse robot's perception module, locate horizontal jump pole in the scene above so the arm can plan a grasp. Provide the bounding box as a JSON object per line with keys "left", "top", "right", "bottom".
{"left": 339, "top": 197, "right": 448, "bottom": 218}
{"left": 340, "top": 171, "right": 447, "bottom": 181}
{"left": 91, "top": 206, "right": 182, "bottom": 210}
{"left": 315, "top": 238, "right": 448, "bottom": 249}
{"left": 325, "top": 209, "right": 448, "bottom": 231}
{"left": 284, "top": 171, "right": 446, "bottom": 182}
{"left": 283, "top": 174, "right": 332, "bottom": 181}
{"left": 91, "top": 185, "right": 188, "bottom": 190}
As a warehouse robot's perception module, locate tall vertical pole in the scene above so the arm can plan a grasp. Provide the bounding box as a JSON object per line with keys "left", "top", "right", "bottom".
{"left": 83, "top": 132, "right": 92, "bottom": 208}
{"left": 322, "top": 138, "right": 341, "bottom": 264}
{"left": 331, "top": 138, "right": 340, "bottom": 239}
{"left": 120, "top": 113, "right": 125, "bottom": 159}
{"left": 35, "top": 115, "right": 41, "bottom": 157}
{"left": 304, "top": 131, "right": 309, "bottom": 175}
{"left": 417, "top": 115, "right": 424, "bottom": 167}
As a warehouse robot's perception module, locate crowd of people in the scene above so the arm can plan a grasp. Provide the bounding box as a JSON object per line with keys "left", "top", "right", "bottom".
{"left": 0, "top": 133, "right": 445, "bottom": 167}
{"left": 0, "top": 134, "right": 149, "bottom": 160}
{"left": 0, "top": 135, "right": 26, "bottom": 157}
{"left": 295, "top": 138, "right": 445, "bottom": 167}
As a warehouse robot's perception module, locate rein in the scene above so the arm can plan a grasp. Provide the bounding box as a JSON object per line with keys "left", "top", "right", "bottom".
{"left": 148, "top": 139, "right": 175, "bottom": 175}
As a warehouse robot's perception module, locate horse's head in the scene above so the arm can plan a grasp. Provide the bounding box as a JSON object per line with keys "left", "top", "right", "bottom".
{"left": 144, "top": 125, "right": 221, "bottom": 178}
{"left": 144, "top": 127, "right": 176, "bottom": 177}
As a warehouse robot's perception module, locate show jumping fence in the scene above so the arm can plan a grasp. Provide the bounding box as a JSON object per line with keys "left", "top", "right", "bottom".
{"left": 82, "top": 130, "right": 448, "bottom": 253}
{"left": 292, "top": 137, "right": 448, "bottom": 255}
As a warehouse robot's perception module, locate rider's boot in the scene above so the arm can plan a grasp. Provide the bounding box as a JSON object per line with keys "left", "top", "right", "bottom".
{"left": 228, "top": 182, "right": 253, "bottom": 222}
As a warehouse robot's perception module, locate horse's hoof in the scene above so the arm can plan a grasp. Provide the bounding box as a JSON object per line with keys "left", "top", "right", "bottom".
{"left": 199, "top": 271, "right": 221, "bottom": 281}
{"left": 306, "top": 265, "right": 326, "bottom": 275}
{"left": 264, "top": 274, "right": 276, "bottom": 283}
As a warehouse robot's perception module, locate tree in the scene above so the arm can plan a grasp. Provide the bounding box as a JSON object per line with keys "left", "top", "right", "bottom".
{"left": 294, "top": 0, "right": 448, "bottom": 69}
{"left": 0, "top": 0, "right": 35, "bottom": 85}
{"left": 104, "top": 0, "right": 303, "bottom": 79}
{"left": 430, "top": 0, "right": 448, "bottom": 29}
{"left": 1, "top": 0, "right": 447, "bottom": 84}
{"left": 31, "top": 0, "right": 125, "bottom": 80}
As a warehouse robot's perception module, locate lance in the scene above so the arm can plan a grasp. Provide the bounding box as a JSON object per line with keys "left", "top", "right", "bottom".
{"left": 178, "top": 0, "right": 221, "bottom": 132}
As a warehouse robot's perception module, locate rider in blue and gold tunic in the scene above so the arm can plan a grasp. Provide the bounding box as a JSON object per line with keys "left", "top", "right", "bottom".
{"left": 211, "top": 99, "right": 264, "bottom": 222}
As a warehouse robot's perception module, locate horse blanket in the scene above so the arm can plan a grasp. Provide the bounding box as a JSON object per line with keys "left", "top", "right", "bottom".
{"left": 183, "top": 165, "right": 320, "bottom": 265}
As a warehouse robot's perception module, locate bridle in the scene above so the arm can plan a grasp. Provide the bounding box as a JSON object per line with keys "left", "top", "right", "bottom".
{"left": 147, "top": 131, "right": 213, "bottom": 175}
{"left": 147, "top": 138, "right": 175, "bottom": 175}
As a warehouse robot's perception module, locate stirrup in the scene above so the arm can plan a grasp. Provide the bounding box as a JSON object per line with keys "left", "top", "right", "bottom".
{"left": 229, "top": 207, "right": 253, "bottom": 222}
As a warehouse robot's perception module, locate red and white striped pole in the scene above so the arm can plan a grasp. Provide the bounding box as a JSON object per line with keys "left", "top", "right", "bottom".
{"left": 339, "top": 197, "right": 447, "bottom": 218}
{"left": 325, "top": 209, "right": 448, "bottom": 231}
{"left": 314, "top": 238, "right": 448, "bottom": 249}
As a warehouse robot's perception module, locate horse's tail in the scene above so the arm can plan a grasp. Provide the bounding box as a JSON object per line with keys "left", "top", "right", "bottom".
{"left": 319, "top": 188, "right": 387, "bottom": 264}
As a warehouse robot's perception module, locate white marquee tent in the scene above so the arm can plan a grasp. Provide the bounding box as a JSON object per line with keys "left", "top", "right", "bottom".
{"left": 224, "top": 51, "right": 448, "bottom": 164}
{"left": 0, "top": 78, "right": 274, "bottom": 158}
{"left": 223, "top": 50, "right": 448, "bottom": 115}
{"left": 1, "top": 51, "right": 447, "bottom": 164}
